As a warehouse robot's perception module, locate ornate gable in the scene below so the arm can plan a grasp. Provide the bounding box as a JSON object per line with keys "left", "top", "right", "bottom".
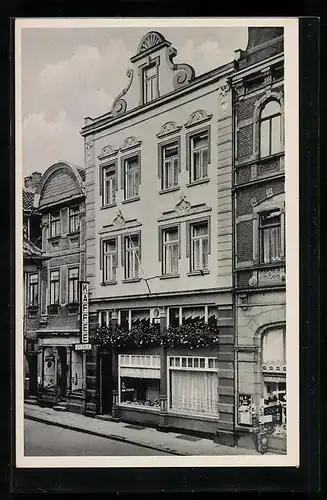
{"left": 158, "top": 195, "right": 212, "bottom": 222}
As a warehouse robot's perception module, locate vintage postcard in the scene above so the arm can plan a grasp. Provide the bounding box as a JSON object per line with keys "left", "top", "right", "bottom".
{"left": 15, "top": 17, "right": 299, "bottom": 469}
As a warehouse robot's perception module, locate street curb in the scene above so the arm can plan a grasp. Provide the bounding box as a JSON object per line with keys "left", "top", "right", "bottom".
{"left": 25, "top": 413, "right": 187, "bottom": 456}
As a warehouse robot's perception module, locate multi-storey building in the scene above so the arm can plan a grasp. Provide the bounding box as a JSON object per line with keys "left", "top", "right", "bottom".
{"left": 81, "top": 31, "right": 236, "bottom": 444}
{"left": 30, "top": 161, "right": 87, "bottom": 414}
{"left": 231, "top": 28, "right": 286, "bottom": 453}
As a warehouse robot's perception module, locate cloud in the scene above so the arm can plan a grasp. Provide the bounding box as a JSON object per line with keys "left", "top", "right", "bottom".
{"left": 23, "top": 111, "right": 84, "bottom": 175}
{"left": 176, "top": 39, "right": 232, "bottom": 76}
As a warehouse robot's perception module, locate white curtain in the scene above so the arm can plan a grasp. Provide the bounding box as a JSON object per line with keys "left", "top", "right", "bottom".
{"left": 170, "top": 370, "right": 218, "bottom": 415}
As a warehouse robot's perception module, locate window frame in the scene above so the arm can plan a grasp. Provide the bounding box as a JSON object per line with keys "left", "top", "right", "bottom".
{"left": 158, "top": 137, "right": 181, "bottom": 192}
{"left": 121, "top": 231, "right": 141, "bottom": 281}
{"left": 158, "top": 223, "right": 181, "bottom": 277}
{"left": 259, "top": 99, "right": 282, "bottom": 158}
{"left": 49, "top": 211, "right": 61, "bottom": 238}
{"left": 49, "top": 269, "right": 60, "bottom": 306}
{"left": 258, "top": 209, "right": 283, "bottom": 265}
{"left": 68, "top": 267, "right": 79, "bottom": 304}
{"left": 100, "top": 161, "right": 118, "bottom": 208}
{"left": 142, "top": 63, "right": 159, "bottom": 104}
{"left": 102, "top": 237, "right": 118, "bottom": 284}
{"left": 28, "top": 273, "right": 39, "bottom": 308}
{"left": 68, "top": 206, "right": 80, "bottom": 234}
{"left": 186, "top": 217, "right": 211, "bottom": 274}
{"left": 121, "top": 152, "right": 141, "bottom": 202}
{"left": 186, "top": 125, "right": 211, "bottom": 184}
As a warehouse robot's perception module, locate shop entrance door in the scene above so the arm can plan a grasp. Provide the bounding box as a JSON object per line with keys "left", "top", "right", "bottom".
{"left": 28, "top": 353, "right": 38, "bottom": 397}
{"left": 99, "top": 352, "right": 112, "bottom": 414}
{"left": 57, "top": 347, "right": 67, "bottom": 400}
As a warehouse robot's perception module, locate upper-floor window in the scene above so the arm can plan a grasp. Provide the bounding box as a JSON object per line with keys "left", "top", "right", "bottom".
{"left": 123, "top": 155, "right": 140, "bottom": 200}
{"left": 143, "top": 64, "right": 158, "bottom": 103}
{"left": 103, "top": 239, "right": 117, "bottom": 283}
{"left": 190, "top": 221, "right": 209, "bottom": 272}
{"left": 162, "top": 226, "right": 179, "bottom": 275}
{"left": 259, "top": 210, "right": 282, "bottom": 264}
{"left": 50, "top": 211, "right": 60, "bottom": 237}
{"left": 124, "top": 234, "right": 140, "bottom": 280}
{"left": 68, "top": 267, "right": 79, "bottom": 303}
{"left": 259, "top": 100, "right": 282, "bottom": 158}
{"left": 102, "top": 164, "right": 116, "bottom": 206}
{"left": 189, "top": 129, "right": 210, "bottom": 183}
{"left": 49, "top": 270, "right": 60, "bottom": 305}
{"left": 28, "top": 273, "right": 38, "bottom": 306}
{"left": 69, "top": 206, "right": 80, "bottom": 233}
{"left": 161, "top": 142, "right": 179, "bottom": 190}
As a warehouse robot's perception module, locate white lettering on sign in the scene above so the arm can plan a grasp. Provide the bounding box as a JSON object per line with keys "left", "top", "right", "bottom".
{"left": 80, "top": 281, "right": 89, "bottom": 344}
{"left": 75, "top": 343, "right": 92, "bottom": 351}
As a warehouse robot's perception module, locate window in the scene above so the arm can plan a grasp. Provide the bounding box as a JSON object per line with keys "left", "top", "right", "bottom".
{"left": 124, "top": 234, "right": 140, "bottom": 280}
{"left": 119, "top": 354, "right": 161, "bottom": 408}
{"left": 143, "top": 64, "right": 158, "bottom": 104}
{"left": 161, "top": 142, "right": 179, "bottom": 190}
{"left": 50, "top": 211, "right": 60, "bottom": 237}
{"left": 68, "top": 268, "right": 79, "bottom": 303}
{"left": 69, "top": 206, "right": 80, "bottom": 233}
{"left": 103, "top": 239, "right": 117, "bottom": 283}
{"left": 162, "top": 227, "right": 179, "bottom": 275}
{"left": 190, "top": 130, "right": 209, "bottom": 182}
{"left": 103, "top": 165, "right": 116, "bottom": 206}
{"left": 124, "top": 156, "right": 139, "bottom": 200}
{"left": 259, "top": 100, "right": 282, "bottom": 157}
{"left": 28, "top": 273, "right": 38, "bottom": 307}
{"left": 190, "top": 221, "right": 209, "bottom": 272}
{"left": 71, "top": 351, "right": 85, "bottom": 392}
{"left": 168, "top": 356, "right": 218, "bottom": 415}
{"left": 259, "top": 211, "right": 282, "bottom": 264}
{"left": 49, "top": 270, "right": 60, "bottom": 305}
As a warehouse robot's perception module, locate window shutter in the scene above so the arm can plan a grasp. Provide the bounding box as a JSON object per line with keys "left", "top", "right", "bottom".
{"left": 99, "top": 166, "right": 103, "bottom": 196}
{"left": 138, "top": 152, "right": 141, "bottom": 184}
{"left": 60, "top": 267, "right": 66, "bottom": 305}
{"left": 177, "top": 137, "right": 181, "bottom": 172}
{"left": 138, "top": 231, "right": 142, "bottom": 264}
{"left": 121, "top": 234, "right": 125, "bottom": 267}
{"left": 120, "top": 158, "right": 125, "bottom": 192}
{"left": 158, "top": 227, "right": 163, "bottom": 261}
{"left": 158, "top": 144, "right": 162, "bottom": 179}
{"left": 178, "top": 223, "right": 181, "bottom": 258}
{"left": 253, "top": 215, "right": 259, "bottom": 263}
{"left": 207, "top": 217, "right": 211, "bottom": 254}
{"left": 207, "top": 125, "right": 211, "bottom": 164}
{"left": 115, "top": 161, "right": 118, "bottom": 191}
{"left": 186, "top": 221, "right": 191, "bottom": 257}
{"left": 186, "top": 133, "right": 190, "bottom": 171}
{"left": 61, "top": 208, "right": 68, "bottom": 234}
{"left": 99, "top": 238, "right": 104, "bottom": 270}
{"left": 114, "top": 236, "right": 118, "bottom": 267}
{"left": 280, "top": 209, "right": 285, "bottom": 260}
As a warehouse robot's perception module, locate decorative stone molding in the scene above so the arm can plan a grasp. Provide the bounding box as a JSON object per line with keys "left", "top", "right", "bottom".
{"left": 258, "top": 266, "right": 286, "bottom": 286}
{"left": 156, "top": 121, "right": 182, "bottom": 138}
{"left": 137, "top": 31, "right": 166, "bottom": 53}
{"left": 166, "top": 45, "right": 195, "bottom": 90}
{"left": 84, "top": 139, "right": 94, "bottom": 164}
{"left": 111, "top": 68, "right": 134, "bottom": 117}
{"left": 218, "top": 80, "right": 231, "bottom": 110}
{"left": 98, "top": 145, "right": 119, "bottom": 160}
{"left": 234, "top": 78, "right": 245, "bottom": 100}
{"left": 184, "top": 110, "right": 213, "bottom": 129}
{"left": 261, "top": 67, "right": 273, "bottom": 88}
{"left": 248, "top": 272, "right": 258, "bottom": 287}
{"left": 250, "top": 197, "right": 258, "bottom": 207}
{"left": 120, "top": 136, "right": 142, "bottom": 152}
{"left": 112, "top": 211, "right": 125, "bottom": 230}
{"left": 99, "top": 211, "right": 142, "bottom": 234}
{"left": 266, "top": 187, "right": 273, "bottom": 198}
{"left": 158, "top": 196, "right": 211, "bottom": 222}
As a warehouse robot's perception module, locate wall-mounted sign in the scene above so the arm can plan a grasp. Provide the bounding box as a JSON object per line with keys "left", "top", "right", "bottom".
{"left": 80, "top": 281, "right": 89, "bottom": 344}
{"left": 75, "top": 343, "right": 92, "bottom": 351}
{"left": 238, "top": 393, "right": 253, "bottom": 426}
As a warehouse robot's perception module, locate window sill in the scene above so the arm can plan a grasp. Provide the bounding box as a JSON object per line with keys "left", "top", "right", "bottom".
{"left": 255, "top": 261, "right": 285, "bottom": 270}
{"left": 187, "top": 270, "right": 210, "bottom": 277}
{"left": 159, "top": 274, "right": 180, "bottom": 280}
{"left": 122, "top": 278, "right": 141, "bottom": 283}
{"left": 167, "top": 409, "right": 219, "bottom": 422}
{"left": 100, "top": 203, "right": 117, "bottom": 210}
{"left": 101, "top": 281, "right": 118, "bottom": 286}
{"left": 118, "top": 403, "right": 160, "bottom": 413}
{"left": 159, "top": 186, "right": 180, "bottom": 195}
{"left": 186, "top": 178, "right": 210, "bottom": 187}
{"left": 67, "top": 231, "right": 80, "bottom": 237}
{"left": 122, "top": 197, "right": 140, "bottom": 205}
{"left": 48, "top": 235, "right": 61, "bottom": 242}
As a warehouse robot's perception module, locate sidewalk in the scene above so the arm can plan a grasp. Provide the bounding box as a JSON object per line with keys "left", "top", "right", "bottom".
{"left": 24, "top": 403, "right": 263, "bottom": 456}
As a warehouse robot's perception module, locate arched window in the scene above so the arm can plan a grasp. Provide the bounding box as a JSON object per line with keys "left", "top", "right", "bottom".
{"left": 259, "top": 100, "right": 282, "bottom": 158}
{"left": 262, "top": 327, "right": 286, "bottom": 365}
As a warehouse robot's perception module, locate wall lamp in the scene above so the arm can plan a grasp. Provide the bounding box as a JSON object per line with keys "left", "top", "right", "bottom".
{"left": 239, "top": 293, "right": 249, "bottom": 311}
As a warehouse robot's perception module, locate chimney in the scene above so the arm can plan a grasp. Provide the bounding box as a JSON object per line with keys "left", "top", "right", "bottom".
{"left": 24, "top": 171, "right": 42, "bottom": 192}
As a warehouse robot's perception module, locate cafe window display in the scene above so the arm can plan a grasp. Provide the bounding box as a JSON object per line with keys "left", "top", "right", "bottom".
{"left": 71, "top": 350, "right": 84, "bottom": 392}
{"left": 118, "top": 354, "right": 161, "bottom": 409}
{"left": 261, "top": 326, "right": 286, "bottom": 438}
{"left": 168, "top": 356, "right": 218, "bottom": 416}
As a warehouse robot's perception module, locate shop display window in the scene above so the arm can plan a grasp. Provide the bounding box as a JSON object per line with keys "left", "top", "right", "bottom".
{"left": 263, "top": 380, "right": 287, "bottom": 437}
{"left": 43, "top": 347, "right": 55, "bottom": 389}
{"left": 71, "top": 350, "right": 84, "bottom": 392}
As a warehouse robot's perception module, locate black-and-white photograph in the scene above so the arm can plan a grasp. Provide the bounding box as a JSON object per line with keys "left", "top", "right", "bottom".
{"left": 16, "top": 18, "right": 299, "bottom": 468}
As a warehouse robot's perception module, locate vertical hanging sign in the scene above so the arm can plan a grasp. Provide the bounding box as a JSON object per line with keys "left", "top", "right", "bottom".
{"left": 80, "top": 281, "right": 89, "bottom": 344}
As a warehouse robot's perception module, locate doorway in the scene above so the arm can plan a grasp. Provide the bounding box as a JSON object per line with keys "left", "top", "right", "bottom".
{"left": 27, "top": 353, "right": 38, "bottom": 397}
{"left": 99, "top": 352, "right": 112, "bottom": 414}
{"left": 57, "top": 347, "right": 67, "bottom": 400}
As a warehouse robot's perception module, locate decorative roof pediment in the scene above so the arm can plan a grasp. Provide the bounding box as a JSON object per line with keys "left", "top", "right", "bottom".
{"left": 156, "top": 121, "right": 182, "bottom": 138}
{"left": 99, "top": 210, "right": 142, "bottom": 234}
{"left": 120, "top": 136, "right": 142, "bottom": 152}
{"left": 158, "top": 195, "right": 212, "bottom": 222}
{"left": 137, "top": 31, "right": 167, "bottom": 54}
{"left": 185, "top": 110, "right": 213, "bottom": 128}
{"left": 98, "top": 144, "right": 119, "bottom": 160}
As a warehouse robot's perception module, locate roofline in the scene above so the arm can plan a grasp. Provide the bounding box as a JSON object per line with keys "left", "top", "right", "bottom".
{"left": 231, "top": 53, "right": 284, "bottom": 82}
{"left": 36, "top": 193, "right": 85, "bottom": 212}
{"left": 80, "top": 62, "right": 235, "bottom": 137}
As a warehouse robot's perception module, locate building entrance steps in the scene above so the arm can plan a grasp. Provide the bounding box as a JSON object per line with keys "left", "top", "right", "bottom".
{"left": 24, "top": 403, "right": 270, "bottom": 456}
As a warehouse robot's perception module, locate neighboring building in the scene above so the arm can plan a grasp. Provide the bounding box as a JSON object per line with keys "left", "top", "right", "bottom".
{"left": 80, "top": 31, "right": 236, "bottom": 444}
{"left": 231, "top": 28, "right": 286, "bottom": 453}
{"left": 31, "top": 162, "right": 87, "bottom": 414}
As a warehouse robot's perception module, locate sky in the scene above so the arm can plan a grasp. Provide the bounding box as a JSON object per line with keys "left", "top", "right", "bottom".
{"left": 20, "top": 26, "right": 248, "bottom": 176}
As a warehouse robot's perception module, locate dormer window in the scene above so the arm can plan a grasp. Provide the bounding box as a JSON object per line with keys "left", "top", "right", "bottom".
{"left": 143, "top": 64, "right": 158, "bottom": 103}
